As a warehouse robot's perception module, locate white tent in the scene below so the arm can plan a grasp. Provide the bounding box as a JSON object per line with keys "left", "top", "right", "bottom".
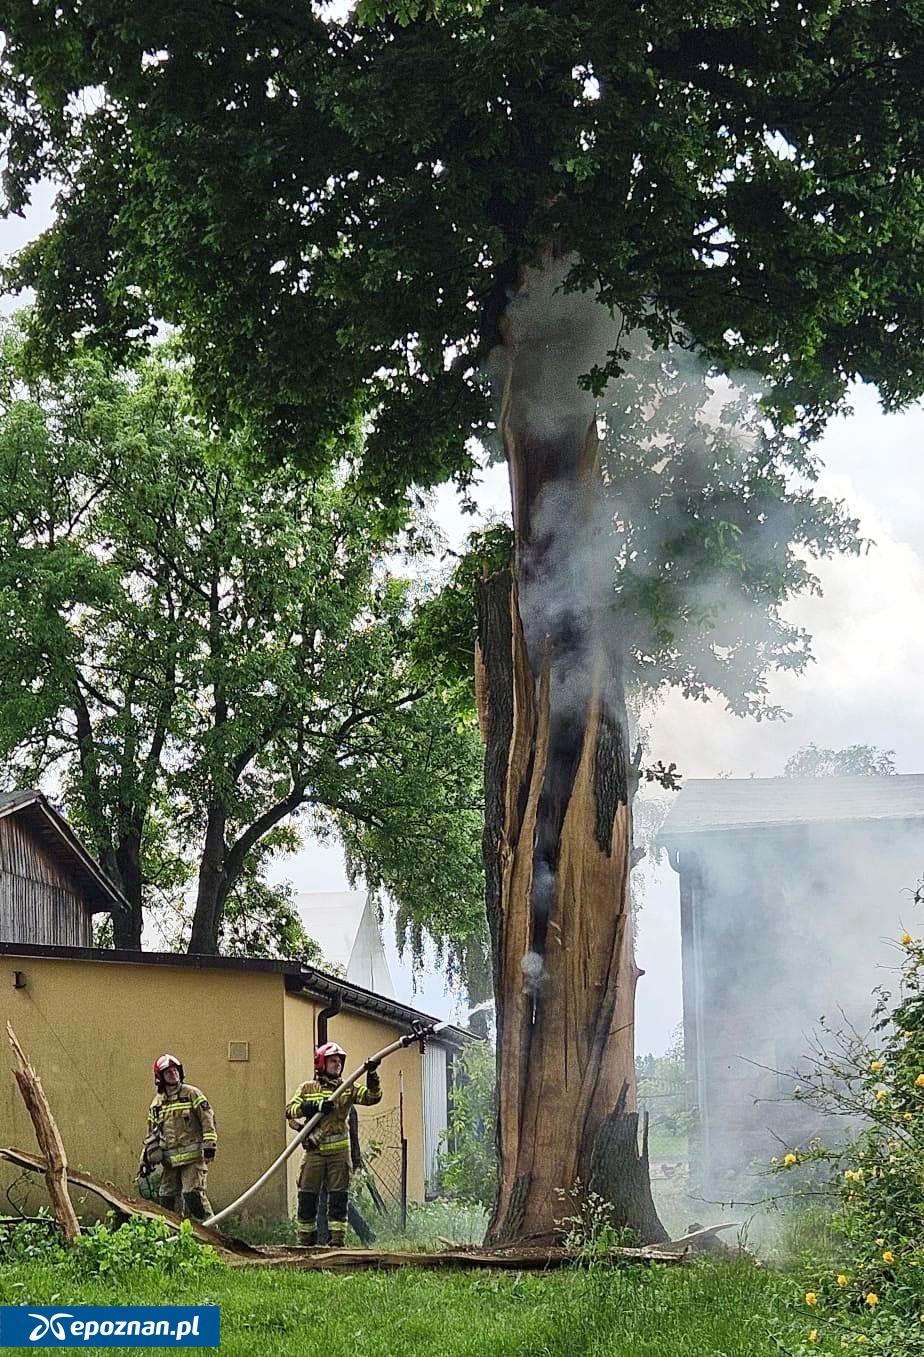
{"left": 294, "top": 889, "right": 396, "bottom": 998}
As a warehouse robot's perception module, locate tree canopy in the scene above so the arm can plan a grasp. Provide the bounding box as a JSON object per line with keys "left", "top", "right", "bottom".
{"left": 0, "top": 326, "right": 486, "bottom": 972}
{"left": 4, "top": 1, "right": 924, "bottom": 487}
{"left": 784, "top": 742, "right": 897, "bottom": 777}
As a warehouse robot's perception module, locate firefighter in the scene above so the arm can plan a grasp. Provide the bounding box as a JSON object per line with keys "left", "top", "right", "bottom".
{"left": 140, "top": 1053, "right": 217, "bottom": 1221}
{"left": 286, "top": 1040, "right": 382, "bottom": 1247}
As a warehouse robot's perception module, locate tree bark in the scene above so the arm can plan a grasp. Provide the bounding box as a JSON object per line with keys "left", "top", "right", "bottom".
{"left": 188, "top": 805, "right": 229, "bottom": 954}
{"left": 7, "top": 1024, "right": 81, "bottom": 1244}
{"left": 109, "top": 831, "right": 144, "bottom": 950}
{"left": 477, "top": 257, "right": 667, "bottom": 1245}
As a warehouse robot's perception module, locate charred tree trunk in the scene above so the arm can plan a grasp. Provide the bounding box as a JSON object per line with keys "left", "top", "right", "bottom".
{"left": 477, "top": 258, "right": 667, "bottom": 1245}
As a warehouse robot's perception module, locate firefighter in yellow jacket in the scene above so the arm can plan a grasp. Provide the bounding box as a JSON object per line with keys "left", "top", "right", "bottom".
{"left": 141, "top": 1053, "right": 217, "bottom": 1221}
{"left": 286, "top": 1041, "right": 382, "bottom": 1246}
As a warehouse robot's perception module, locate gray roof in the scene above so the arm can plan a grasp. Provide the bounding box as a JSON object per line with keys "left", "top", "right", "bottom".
{"left": 659, "top": 774, "right": 924, "bottom": 840}
{"left": 0, "top": 790, "right": 129, "bottom": 914}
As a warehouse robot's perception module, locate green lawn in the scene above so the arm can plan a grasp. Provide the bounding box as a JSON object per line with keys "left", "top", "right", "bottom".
{"left": 0, "top": 1256, "right": 805, "bottom": 1356}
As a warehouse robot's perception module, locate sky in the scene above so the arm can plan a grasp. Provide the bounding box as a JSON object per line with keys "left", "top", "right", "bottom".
{"left": 3, "top": 187, "right": 924, "bottom": 1053}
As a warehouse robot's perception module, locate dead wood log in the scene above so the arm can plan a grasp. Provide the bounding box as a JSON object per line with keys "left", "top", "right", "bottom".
{"left": 6, "top": 1025, "right": 80, "bottom": 1245}
{"left": 0, "top": 1146, "right": 258, "bottom": 1256}
{"left": 0, "top": 1144, "right": 692, "bottom": 1275}
{"left": 226, "top": 1243, "right": 688, "bottom": 1271}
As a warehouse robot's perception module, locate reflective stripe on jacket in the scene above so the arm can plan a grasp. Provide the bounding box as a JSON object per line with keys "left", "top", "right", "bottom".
{"left": 286, "top": 1072, "right": 381, "bottom": 1154}
{"left": 147, "top": 1083, "right": 217, "bottom": 1167}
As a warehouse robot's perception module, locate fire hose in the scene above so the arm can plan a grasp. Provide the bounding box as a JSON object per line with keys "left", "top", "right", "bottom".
{"left": 202, "top": 1019, "right": 448, "bottom": 1230}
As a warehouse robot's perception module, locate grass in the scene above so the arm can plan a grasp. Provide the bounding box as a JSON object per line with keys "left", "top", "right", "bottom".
{"left": 0, "top": 1252, "right": 805, "bottom": 1356}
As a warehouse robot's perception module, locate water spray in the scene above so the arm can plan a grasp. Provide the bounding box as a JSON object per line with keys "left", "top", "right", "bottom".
{"left": 202, "top": 1019, "right": 449, "bottom": 1230}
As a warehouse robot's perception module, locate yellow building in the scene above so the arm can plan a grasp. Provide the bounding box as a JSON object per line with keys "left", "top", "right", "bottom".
{"left": 0, "top": 943, "right": 470, "bottom": 1228}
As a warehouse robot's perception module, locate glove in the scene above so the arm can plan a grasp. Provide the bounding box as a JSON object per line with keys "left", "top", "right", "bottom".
{"left": 203, "top": 1146, "right": 216, "bottom": 1162}
{"left": 364, "top": 1057, "right": 381, "bottom": 1072}
{"left": 319, "top": 1098, "right": 335, "bottom": 1116}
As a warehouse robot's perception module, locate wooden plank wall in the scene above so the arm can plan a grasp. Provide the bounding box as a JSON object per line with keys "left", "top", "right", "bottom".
{"left": 0, "top": 817, "right": 93, "bottom": 946}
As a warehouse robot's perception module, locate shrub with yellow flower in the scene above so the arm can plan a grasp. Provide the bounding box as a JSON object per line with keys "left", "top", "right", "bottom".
{"left": 787, "top": 898, "right": 924, "bottom": 1350}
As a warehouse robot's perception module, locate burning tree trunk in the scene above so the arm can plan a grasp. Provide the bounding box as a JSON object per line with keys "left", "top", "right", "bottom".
{"left": 477, "top": 257, "right": 667, "bottom": 1245}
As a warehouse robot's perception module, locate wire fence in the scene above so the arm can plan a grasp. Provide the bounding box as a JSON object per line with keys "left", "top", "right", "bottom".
{"left": 356, "top": 1104, "right": 407, "bottom": 1226}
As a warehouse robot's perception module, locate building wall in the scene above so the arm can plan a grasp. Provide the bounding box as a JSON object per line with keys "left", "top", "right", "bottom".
{"left": 0, "top": 956, "right": 288, "bottom": 1224}
{"left": 683, "top": 818, "right": 923, "bottom": 1188}
{"left": 282, "top": 994, "right": 429, "bottom": 1214}
{"left": 0, "top": 820, "right": 92, "bottom": 947}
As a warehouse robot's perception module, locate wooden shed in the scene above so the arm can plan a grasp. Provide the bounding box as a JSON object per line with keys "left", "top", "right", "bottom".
{"left": 0, "top": 790, "right": 128, "bottom": 946}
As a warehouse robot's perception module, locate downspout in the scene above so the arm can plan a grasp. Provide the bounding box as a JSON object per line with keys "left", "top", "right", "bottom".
{"left": 316, "top": 989, "right": 342, "bottom": 1047}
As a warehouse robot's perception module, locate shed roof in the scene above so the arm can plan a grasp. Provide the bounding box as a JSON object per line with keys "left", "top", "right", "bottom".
{"left": 0, "top": 790, "right": 129, "bottom": 914}
{"left": 659, "top": 774, "right": 924, "bottom": 841}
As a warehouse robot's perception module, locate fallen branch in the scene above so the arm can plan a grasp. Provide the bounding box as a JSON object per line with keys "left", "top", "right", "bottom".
{"left": 664, "top": 1222, "right": 742, "bottom": 1252}
{"left": 6, "top": 1025, "right": 80, "bottom": 1245}
{"left": 0, "top": 1147, "right": 258, "bottom": 1256}
{"left": 225, "top": 1242, "right": 688, "bottom": 1270}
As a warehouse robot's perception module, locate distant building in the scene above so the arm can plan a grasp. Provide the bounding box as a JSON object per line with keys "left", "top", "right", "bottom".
{"left": 0, "top": 790, "right": 128, "bottom": 946}
{"left": 294, "top": 889, "right": 396, "bottom": 997}
{"left": 660, "top": 775, "right": 924, "bottom": 1190}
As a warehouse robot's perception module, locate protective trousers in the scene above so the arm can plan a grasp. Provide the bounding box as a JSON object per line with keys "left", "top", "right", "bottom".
{"left": 297, "top": 1149, "right": 350, "bottom": 1245}
{"left": 159, "top": 1162, "right": 212, "bottom": 1221}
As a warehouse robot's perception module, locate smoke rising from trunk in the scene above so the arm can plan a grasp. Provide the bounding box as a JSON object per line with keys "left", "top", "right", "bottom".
{"left": 493, "top": 254, "right": 797, "bottom": 997}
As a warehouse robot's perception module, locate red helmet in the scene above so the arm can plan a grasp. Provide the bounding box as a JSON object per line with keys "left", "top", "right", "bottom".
{"left": 315, "top": 1041, "right": 346, "bottom": 1074}
{"left": 153, "top": 1053, "right": 184, "bottom": 1087}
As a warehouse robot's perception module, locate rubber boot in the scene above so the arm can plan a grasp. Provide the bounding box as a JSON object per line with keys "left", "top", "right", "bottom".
{"left": 183, "top": 1190, "right": 208, "bottom": 1222}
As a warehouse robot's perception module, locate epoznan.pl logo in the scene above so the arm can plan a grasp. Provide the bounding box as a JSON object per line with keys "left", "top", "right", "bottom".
{"left": 27, "top": 1318, "right": 72, "bottom": 1344}
{"left": 0, "top": 1306, "right": 219, "bottom": 1347}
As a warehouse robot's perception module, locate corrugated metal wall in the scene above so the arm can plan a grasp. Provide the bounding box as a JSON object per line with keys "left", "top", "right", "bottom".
{"left": 422, "top": 1041, "right": 448, "bottom": 1198}
{"left": 0, "top": 819, "right": 93, "bottom": 946}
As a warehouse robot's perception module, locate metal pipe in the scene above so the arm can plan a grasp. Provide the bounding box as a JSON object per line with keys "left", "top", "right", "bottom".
{"left": 202, "top": 1020, "right": 447, "bottom": 1230}
{"left": 316, "top": 990, "right": 342, "bottom": 1048}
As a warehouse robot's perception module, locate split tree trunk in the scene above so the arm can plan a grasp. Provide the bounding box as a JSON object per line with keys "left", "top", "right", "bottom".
{"left": 7, "top": 1024, "right": 81, "bottom": 1244}
{"left": 477, "top": 258, "right": 667, "bottom": 1245}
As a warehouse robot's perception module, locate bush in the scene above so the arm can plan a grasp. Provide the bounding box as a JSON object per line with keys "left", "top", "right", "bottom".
{"left": 72, "top": 1216, "right": 220, "bottom": 1280}
{"left": 439, "top": 1041, "right": 497, "bottom": 1209}
{"left": 0, "top": 1212, "right": 218, "bottom": 1280}
{"left": 0, "top": 1213, "right": 65, "bottom": 1267}
{"left": 773, "top": 896, "right": 924, "bottom": 1353}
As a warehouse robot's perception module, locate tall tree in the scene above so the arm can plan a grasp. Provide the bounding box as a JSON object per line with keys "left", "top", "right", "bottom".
{"left": 4, "top": 0, "right": 924, "bottom": 1240}
{"left": 0, "top": 329, "right": 486, "bottom": 966}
